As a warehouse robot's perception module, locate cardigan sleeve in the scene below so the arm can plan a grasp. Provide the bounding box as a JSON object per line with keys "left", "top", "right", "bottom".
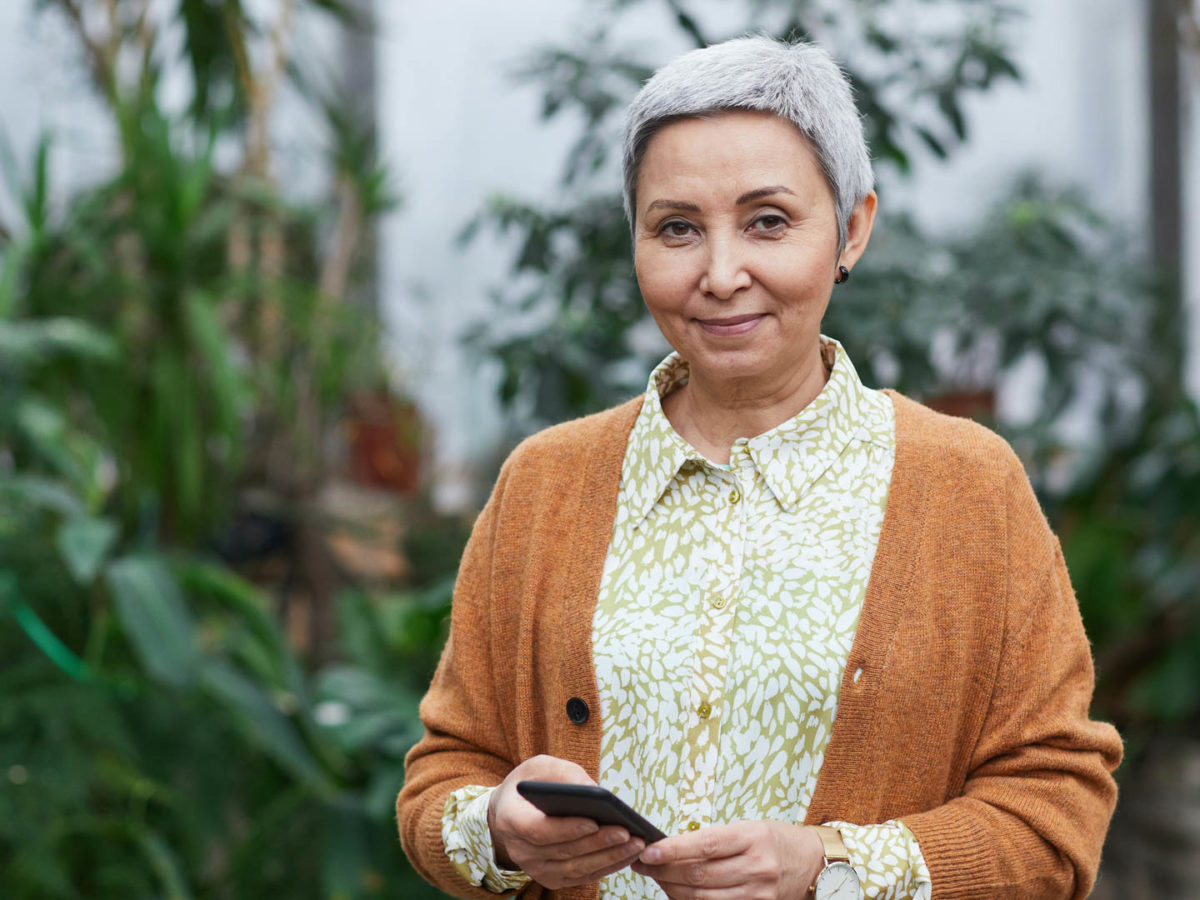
{"left": 899, "top": 460, "right": 1123, "bottom": 900}
{"left": 396, "top": 463, "right": 524, "bottom": 900}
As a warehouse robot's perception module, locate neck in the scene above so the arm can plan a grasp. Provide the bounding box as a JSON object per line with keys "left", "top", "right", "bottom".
{"left": 661, "top": 346, "right": 831, "bottom": 464}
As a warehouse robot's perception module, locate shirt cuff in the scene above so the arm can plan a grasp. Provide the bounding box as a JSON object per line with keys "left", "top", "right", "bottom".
{"left": 824, "top": 820, "right": 933, "bottom": 900}
{"left": 442, "top": 785, "right": 532, "bottom": 894}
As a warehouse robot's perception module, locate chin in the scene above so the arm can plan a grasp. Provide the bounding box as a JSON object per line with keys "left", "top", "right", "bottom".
{"left": 688, "top": 352, "right": 774, "bottom": 383}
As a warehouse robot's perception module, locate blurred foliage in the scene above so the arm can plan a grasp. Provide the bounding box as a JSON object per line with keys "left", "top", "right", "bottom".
{"left": 466, "top": 0, "right": 1200, "bottom": 739}
{"left": 0, "top": 0, "right": 453, "bottom": 897}
{"left": 403, "top": 519, "right": 474, "bottom": 590}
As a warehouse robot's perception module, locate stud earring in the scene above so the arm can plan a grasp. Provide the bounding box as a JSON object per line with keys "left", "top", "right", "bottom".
{"left": 834, "top": 265, "right": 851, "bottom": 285}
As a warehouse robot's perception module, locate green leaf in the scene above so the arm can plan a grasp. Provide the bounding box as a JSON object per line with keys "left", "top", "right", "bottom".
{"left": 178, "top": 559, "right": 307, "bottom": 695}
{"left": 136, "top": 831, "right": 193, "bottom": 900}
{"left": 0, "top": 240, "right": 25, "bottom": 319}
{"left": 106, "top": 555, "right": 200, "bottom": 688}
{"left": 56, "top": 515, "right": 119, "bottom": 584}
{"left": 199, "top": 658, "right": 334, "bottom": 794}
{"left": 0, "top": 318, "right": 118, "bottom": 366}
{"left": 3, "top": 579, "right": 95, "bottom": 683}
{"left": 936, "top": 87, "right": 968, "bottom": 141}
{"left": 28, "top": 134, "right": 50, "bottom": 237}
{"left": 0, "top": 475, "right": 86, "bottom": 517}
{"left": 184, "top": 290, "right": 247, "bottom": 437}
{"left": 914, "top": 127, "right": 948, "bottom": 159}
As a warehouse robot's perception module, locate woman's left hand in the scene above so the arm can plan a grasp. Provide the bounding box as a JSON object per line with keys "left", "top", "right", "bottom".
{"left": 631, "top": 820, "right": 825, "bottom": 900}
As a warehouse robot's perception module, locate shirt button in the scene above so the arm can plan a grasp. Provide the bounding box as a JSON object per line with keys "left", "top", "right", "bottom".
{"left": 713, "top": 596, "right": 726, "bottom": 609}
{"left": 697, "top": 703, "right": 711, "bottom": 719}
{"left": 686, "top": 821, "right": 700, "bottom": 832}
{"left": 728, "top": 489, "right": 741, "bottom": 505}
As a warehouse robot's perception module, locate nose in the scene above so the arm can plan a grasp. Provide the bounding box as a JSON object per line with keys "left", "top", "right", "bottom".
{"left": 698, "top": 235, "right": 752, "bottom": 300}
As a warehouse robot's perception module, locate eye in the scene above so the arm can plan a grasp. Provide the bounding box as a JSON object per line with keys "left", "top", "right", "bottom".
{"left": 750, "top": 213, "right": 787, "bottom": 233}
{"left": 658, "top": 219, "right": 696, "bottom": 239}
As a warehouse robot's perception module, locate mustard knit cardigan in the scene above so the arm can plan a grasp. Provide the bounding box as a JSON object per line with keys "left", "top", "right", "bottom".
{"left": 397, "top": 392, "right": 1123, "bottom": 900}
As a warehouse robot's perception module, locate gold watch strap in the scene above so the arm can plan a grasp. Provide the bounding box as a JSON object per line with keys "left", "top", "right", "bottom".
{"left": 812, "top": 825, "right": 851, "bottom": 864}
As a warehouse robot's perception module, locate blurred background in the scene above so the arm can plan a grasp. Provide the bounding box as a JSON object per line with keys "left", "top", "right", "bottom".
{"left": 0, "top": 0, "right": 1197, "bottom": 897}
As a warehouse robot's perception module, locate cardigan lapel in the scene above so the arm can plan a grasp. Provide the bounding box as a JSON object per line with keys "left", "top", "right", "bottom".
{"left": 804, "top": 391, "right": 932, "bottom": 826}
{"left": 549, "top": 398, "right": 644, "bottom": 777}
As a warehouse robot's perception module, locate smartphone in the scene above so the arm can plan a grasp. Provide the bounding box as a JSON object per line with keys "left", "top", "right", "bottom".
{"left": 516, "top": 781, "right": 667, "bottom": 844}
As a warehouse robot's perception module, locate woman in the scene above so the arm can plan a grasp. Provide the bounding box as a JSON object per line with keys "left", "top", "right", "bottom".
{"left": 398, "top": 36, "right": 1122, "bottom": 900}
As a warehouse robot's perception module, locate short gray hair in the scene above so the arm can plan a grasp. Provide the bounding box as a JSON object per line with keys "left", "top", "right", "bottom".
{"left": 622, "top": 36, "right": 873, "bottom": 249}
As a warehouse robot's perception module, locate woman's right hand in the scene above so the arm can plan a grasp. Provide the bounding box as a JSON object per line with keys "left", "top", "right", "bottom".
{"left": 487, "top": 754, "right": 645, "bottom": 889}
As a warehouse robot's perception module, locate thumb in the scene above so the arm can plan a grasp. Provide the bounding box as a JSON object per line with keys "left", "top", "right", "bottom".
{"left": 519, "top": 754, "right": 597, "bottom": 786}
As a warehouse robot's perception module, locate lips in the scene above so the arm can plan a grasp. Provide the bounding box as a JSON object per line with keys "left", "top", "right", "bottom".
{"left": 696, "top": 313, "right": 765, "bottom": 336}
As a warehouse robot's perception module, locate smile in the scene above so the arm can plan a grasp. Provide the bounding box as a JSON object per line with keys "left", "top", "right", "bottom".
{"left": 696, "top": 314, "right": 765, "bottom": 336}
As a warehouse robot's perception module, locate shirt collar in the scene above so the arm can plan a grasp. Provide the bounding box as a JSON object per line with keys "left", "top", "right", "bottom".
{"left": 622, "top": 355, "right": 707, "bottom": 528}
{"left": 622, "top": 336, "right": 876, "bottom": 524}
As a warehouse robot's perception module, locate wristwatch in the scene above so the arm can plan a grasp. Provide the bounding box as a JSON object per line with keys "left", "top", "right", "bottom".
{"left": 807, "top": 826, "right": 862, "bottom": 900}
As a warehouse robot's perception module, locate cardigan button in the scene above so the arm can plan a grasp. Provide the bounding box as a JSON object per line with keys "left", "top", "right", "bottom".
{"left": 566, "top": 697, "right": 590, "bottom": 724}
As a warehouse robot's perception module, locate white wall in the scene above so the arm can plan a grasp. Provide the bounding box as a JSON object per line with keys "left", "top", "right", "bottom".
{"left": 0, "top": 5, "right": 118, "bottom": 224}
{"left": 376, "top": 0, "right": 590, "bottom": 510}
{"left": 881, "top": 0, "right": 1145, "bottom": 228}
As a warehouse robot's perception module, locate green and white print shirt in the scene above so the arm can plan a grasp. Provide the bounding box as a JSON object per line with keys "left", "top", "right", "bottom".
{"left": 442, "top": 337, "right": 933, "bottom": 899}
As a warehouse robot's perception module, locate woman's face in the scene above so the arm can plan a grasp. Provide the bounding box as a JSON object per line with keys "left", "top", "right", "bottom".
{"left": 633, "top": 110, "right": 873, "bottom": 391}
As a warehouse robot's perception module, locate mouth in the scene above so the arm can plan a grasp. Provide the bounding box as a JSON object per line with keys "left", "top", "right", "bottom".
{"left": 695, "top": 313, "right": 765, "bottom": 336}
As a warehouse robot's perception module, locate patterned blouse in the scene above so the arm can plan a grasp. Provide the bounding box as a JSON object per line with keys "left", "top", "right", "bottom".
{"left": 442, "top": 337, "right": 933, "bottom": 899}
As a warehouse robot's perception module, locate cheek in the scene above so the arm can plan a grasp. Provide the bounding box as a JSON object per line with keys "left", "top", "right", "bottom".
{"left": 635, "top": 253, "right": 694, "bottom": 314}
{"left": 758, "top": 253, "right": 833, "bottom": 311}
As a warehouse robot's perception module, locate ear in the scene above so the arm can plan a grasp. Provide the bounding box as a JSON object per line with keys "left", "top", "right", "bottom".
{"left": 837, "top": 190, "right": 878, "bottom": 272}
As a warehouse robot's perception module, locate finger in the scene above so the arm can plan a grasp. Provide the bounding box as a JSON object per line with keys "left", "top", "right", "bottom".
{"left": 512, "top": 810, "right": 601, "bottom": 846}
{"left": 539, "top": 825, "right": 632, "bottom": 861}
{"left": 632, "top": 852, "right": 750, "bottom": 890}
{"left": 544, "top": 838, "right": 645, "bottom": 887}
{"left": 508, "top": 825, "right": 631, "bottom": 869}
{"left": 516, "top": 754, "right": 597, "bottom": 786}
{"left": 639, "top": 824, "right": 751, "bottom": 865}
{"left": 586, "top": 843, "right": 648, "bottom": 883}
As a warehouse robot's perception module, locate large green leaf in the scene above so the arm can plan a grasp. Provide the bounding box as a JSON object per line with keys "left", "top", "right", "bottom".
{"left": 185, "top": 289, "right": 247, "bottom": 438}
{"left": 178, "top": 560, "right": 306, "bottom": 694}
{"left": 136, "top": 831, "right": 193, "bottom": 900}
{"left": 0, "top": 240, "right": 24, "bottom": 319}
{"left": 106, "top": 555, "right": 200, "bottom": 688}
{"left": 0, "top": 318, "right": 117, "bottom": 366}
{"left": 198, "top": 658, "right": 335, "bottom": 795}
{"left": 0, "top": 475, "right": 86, "bottom": 518}
{"left": 14, "top": 398, "right": 81, "bottom": 483}
{"left": 56, "top": 515, "right": 119, "bottom": 584}
{"left": 181, "top": 561, "right": 354, "bottom": 779}
{"left": 2, "top": 575, "right": 94, "bottom": 683}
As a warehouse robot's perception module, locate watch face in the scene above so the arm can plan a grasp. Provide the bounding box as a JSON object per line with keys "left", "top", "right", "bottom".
{"left": 814, "top": 861, "right": 862, "bottom": 900}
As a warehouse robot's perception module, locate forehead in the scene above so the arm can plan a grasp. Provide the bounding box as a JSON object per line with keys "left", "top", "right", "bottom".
{"left": 637, "top": 110, "right": 828, "bottom": 205}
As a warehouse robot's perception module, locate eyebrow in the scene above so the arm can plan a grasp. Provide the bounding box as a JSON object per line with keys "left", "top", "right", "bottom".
{"left": 643, "top": 185, "right": 796, "bottom": 216}
{"left": 736, "top": 185, "right": 795, "bottom": 204}
{"left": 645, "top": 198, "right": 700, "bottom": 214}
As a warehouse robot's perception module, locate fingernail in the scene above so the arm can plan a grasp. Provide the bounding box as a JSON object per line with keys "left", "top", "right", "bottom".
{"left": 642, "top": 847, "right": 661, "bottom": 863}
